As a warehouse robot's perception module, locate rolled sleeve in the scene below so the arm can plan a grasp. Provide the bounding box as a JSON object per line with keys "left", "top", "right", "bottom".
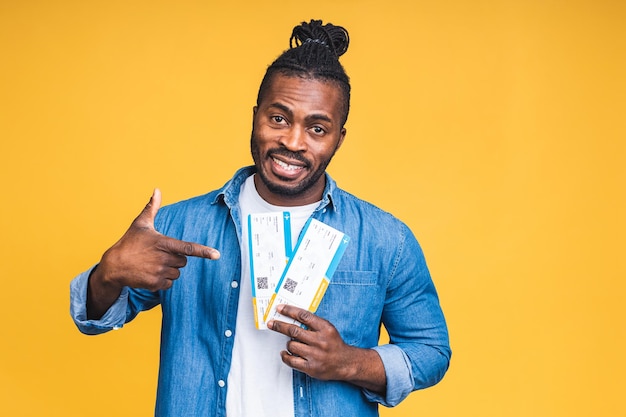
{"left": 362, "top": 344, "right": 414, "bottom": 407}
{"left": 69, "top": 266, "right": 129, "bottom": 335}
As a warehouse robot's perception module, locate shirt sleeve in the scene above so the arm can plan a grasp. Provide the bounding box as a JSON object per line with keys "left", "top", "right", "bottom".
{"left": 362, "top": 344, "right": 414, "bottom": 406}
{"left": 69, "top": 265, "right": 131, "bottom": 335}
{"left": 365, "top": 223, "right": 451, "bottom": 406}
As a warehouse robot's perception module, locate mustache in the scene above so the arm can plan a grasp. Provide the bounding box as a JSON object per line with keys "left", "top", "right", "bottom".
{"left": 268, "top": 148, "right": 311, "bottom": 168}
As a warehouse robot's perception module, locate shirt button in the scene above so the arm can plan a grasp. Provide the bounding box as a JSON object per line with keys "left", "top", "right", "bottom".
{"left": 231, "top": 281, "right": 239, "bottom": 288}
{"left": 218, "top": 380, "right": 225, "bottom": 388}
{"left": 225, "top": 330, "right": 233, "bottom": 338}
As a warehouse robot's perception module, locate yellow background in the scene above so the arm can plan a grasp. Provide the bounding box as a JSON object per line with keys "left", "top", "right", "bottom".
{"left": 1, "top": 0, "right": 624, "bottom": 416}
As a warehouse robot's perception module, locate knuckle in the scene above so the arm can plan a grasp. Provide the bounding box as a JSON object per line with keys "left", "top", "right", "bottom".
{"left": 288, "top": 326, "right": 302, "bottom": 339}
{"left": 318, "top": 339, "right": 330, "bottom": 351}
{"left": 160, "top": 238, "right": 177, "bottom": 253}
{"left": 321, "top": 326, "right": 335, "bottom": 338}
{"left": 155, "top": 264, "right": 168, "bottom": 276}
{"left": 298, "top": 309, "right": 313, "bottom": 322}
{"left": 182, "top": 242, "right": 194, "bottom": 256}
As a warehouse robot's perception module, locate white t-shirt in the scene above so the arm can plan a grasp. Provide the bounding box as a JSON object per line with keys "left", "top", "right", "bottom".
{"left": 226, "top": 174, "right": 318, "bottom": 417}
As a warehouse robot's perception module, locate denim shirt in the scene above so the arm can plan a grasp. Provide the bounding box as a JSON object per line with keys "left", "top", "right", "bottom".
{"left": 70, "top": 167, "right": 451, "bottom": 417}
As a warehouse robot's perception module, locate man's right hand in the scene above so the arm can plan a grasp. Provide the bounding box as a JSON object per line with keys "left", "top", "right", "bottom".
{"left": 87, "top": 189, "right": 220, "bottom": 319}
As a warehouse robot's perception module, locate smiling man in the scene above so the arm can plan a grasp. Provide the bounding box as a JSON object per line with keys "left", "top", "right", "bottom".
{"left": 251, "top": 75, "right": 346, "bottom": 206}
{"left": 70, "top": 20, "right": 450, "bottom": 417}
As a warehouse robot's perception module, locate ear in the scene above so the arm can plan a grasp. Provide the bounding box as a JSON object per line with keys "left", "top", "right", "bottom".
{"left": 251, "top": 106, "right": 259, "bottom": 129}
{"left": 337, "top": 127, "right": 347, "bottom": 150}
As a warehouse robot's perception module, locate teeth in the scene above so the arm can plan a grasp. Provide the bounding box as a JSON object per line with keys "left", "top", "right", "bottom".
{"left": 273, "top": 157, "right": 302, "bottom": 171}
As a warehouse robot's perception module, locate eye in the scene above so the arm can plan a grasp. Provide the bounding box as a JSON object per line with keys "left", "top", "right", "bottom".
{"left": 271, "top": 115, "right": 286, "bottom": 124}
{"left": 311, "top": 126, "right": 326, "bottom": 135}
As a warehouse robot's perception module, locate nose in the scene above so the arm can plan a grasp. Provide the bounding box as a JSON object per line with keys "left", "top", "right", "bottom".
{"left": 279, "top": 126, "right": 307, "bottom": 152}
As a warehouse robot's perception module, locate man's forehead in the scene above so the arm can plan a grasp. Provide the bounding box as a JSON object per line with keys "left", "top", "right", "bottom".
{"left": 261, "top": 74, "right": 343, "bottom": 111}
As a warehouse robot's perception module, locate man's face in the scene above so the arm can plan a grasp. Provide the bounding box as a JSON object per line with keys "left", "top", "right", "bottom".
{"left": 251, "top": 74, "right": 347, "bottom": 206}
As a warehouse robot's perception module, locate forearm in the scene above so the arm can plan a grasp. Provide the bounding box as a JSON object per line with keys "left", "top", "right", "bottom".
{"left": 86, "top": 265, "right": 124, "bottom": 320}
{"left": 341, "top": 345, "right": 386, "bottom": 394}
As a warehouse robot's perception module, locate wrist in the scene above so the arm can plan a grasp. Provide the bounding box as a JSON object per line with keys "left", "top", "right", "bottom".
{"left": 86, "top": 261, "right": 124, "bottom": 320}
{"left": 341, "top": 346, "right": 363, "bottom": 380}
{"left": 90, "top": 259, "right": 123, "bottom": 293}
{"left": 341, "top": 346, "right": 387, "bottom": 393}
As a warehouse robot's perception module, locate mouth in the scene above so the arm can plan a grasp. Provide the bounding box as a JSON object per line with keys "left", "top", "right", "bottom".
{"left": 272, "top": 156, "right": 305, "bottom": 172}
{"left": 268, "top": 153, "right": 309, "bottom": 179}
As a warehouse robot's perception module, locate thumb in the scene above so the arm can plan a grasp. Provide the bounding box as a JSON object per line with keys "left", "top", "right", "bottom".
{"left": 136, "top": 188, "right": 162, "bottom": 227}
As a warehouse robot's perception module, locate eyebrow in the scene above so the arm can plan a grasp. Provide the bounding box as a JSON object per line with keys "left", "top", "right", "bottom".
{"left": 268, "top": 102, "right": 333, "bottom": 124}
{"left": 268, "top": 102, "right": 293, "bottom": 117}
{"left": 307, "top": 113, "right": 333, "bottom": 124}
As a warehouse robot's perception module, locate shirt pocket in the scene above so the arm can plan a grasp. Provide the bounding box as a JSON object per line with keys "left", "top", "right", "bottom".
{"left": 317, "top": 271, "right": 383, "bottom": 347}
{"left": 330, "top": 271, "right": 379, "bottom": 286}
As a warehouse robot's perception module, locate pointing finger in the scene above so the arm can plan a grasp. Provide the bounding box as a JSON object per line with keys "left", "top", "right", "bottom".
{"left": 159, "top": 235, "right": 221, "bottom": 260}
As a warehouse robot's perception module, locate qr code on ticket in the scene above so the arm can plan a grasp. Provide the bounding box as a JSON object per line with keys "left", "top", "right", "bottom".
{"left": 282, "top": 278, "right": 298, "bottom": 293}
{"left": 257, "top": 277, "right": 269, "bottom": 290}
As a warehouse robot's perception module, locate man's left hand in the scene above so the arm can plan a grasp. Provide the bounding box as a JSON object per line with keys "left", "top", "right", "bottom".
{"left": 267, "top": 304, "right": 386, "bottom": 393}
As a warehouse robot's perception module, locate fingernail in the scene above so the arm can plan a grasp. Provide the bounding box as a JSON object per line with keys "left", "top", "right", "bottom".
{"left": 267, "top": 320, "right": 274, "bottom": 329}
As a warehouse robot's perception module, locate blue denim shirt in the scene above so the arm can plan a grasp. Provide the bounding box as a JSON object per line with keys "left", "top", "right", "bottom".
{"left": 70, "top": 167, "right": 450, "bottom": 417}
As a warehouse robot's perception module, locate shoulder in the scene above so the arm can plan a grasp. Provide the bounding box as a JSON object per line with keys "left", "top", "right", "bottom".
{"left": 332, "top": 188, "right": 409, "bottom": 231}
{"left": 326, "top": 187, "right": 419, "bottom": 258}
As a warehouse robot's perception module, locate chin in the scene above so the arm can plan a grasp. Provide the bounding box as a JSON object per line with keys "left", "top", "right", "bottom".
{"left": 258, "top": 169, "right": 313, "bottom": 197}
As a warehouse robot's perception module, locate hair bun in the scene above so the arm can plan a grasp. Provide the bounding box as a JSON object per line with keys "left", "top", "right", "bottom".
{"left": 290, "top": 19, "right": 350, "bottom": 58}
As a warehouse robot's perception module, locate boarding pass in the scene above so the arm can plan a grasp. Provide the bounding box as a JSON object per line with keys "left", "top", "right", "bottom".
{"left": 248, "top": 212, "right": 292, "bottom": 329}
{"left": 263, "top": 218, "right": 350, "bottom": 326}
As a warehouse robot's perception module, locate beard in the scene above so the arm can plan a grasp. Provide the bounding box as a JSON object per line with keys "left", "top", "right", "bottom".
{"left": 250, "top": 133, "right": 336, "bottom": 198}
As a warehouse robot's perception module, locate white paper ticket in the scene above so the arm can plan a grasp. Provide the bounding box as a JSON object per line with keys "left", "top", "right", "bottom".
{"left": 263, "top": 218, "right": 350, "bottom": 326}
{"left": 248, "top": 212, "right": 292, "bottom": 329}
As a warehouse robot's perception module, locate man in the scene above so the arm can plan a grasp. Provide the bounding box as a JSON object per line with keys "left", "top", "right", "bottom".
{"left": 71, "top": 20, "right": 450, "bottom": 417}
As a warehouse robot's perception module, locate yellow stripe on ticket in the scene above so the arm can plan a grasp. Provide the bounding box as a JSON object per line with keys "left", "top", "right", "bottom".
{"left": 264, "top": 293, "right": 278, "bottom": 322}
{"left": 252, "top": 297, "right": 259, "bottom": 328}
{"left": 309, "top": 278, "right": 330, "bottom": 312}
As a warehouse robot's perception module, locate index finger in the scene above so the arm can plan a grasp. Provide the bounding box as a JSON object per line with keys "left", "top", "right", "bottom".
{"left": 274, "top": 304, "right": 324, "bottom": 330}
{"left": 159, "top": 235, "right": 221, "bottom": 260}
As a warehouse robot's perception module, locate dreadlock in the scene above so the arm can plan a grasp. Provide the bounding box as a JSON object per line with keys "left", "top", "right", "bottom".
{"left": 256, "top": 19, "right": 351, "bottom": 126}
